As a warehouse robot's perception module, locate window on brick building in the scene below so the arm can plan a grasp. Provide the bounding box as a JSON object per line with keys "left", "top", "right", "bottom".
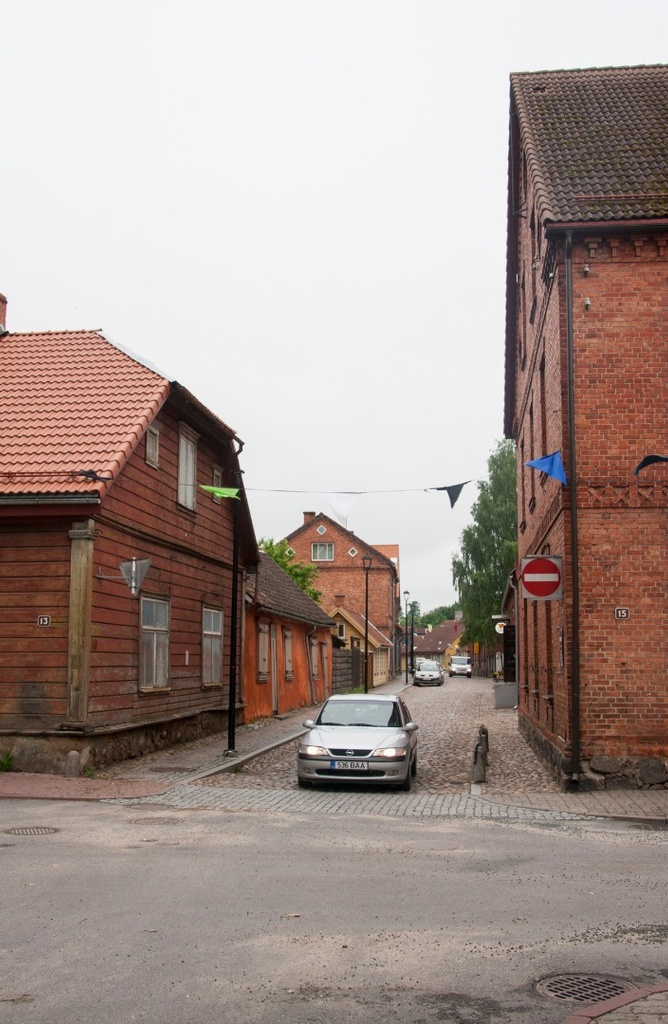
{"left": 311, "top": 542, "right": 334, "bottom": 561}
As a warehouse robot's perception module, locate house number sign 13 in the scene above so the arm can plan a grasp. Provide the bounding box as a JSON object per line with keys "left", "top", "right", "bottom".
{"left": 614, "top": 608, "right": 630, "bottom": 620}
{"left": 37, "top": 615, "right": 51, "bottom": 627}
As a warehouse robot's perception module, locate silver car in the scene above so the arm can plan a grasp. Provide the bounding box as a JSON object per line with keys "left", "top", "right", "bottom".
{"left": 413, "top": 659, "right": 444, "bottom": 686}
{"left": 297, "top": 693, "right": 418, "bottom": 791}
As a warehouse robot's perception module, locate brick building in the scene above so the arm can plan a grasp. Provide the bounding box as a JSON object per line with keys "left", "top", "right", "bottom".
{"left": 504, "top": 65, "right": 668, "bottom": 787}
{"left": 285, "top": 512, "right": 401, "bottom": 674}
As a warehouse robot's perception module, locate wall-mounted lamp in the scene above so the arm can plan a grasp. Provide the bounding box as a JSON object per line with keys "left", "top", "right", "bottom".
{"left": 584, "top": 297, "right": 591, "bottom": 310}
{"left": 97, "top": 557, "right": 151, "bottom": 596}
{"left": 583, "top": 264, "right": 590, "bottom": 276}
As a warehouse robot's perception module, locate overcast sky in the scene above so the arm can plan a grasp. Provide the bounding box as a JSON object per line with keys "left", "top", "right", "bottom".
{"left": 3, "top": 1, "right": 666, "bottom": 611}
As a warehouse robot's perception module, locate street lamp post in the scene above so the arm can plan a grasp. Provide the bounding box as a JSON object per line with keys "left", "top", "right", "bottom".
{"left": 404, "top": 590, "right": 410, "bottom": 686}
{"left": 362, "top": 555, "right": 372, "bottom": 693}
{"left": 410, "top": 601, "right": 415, "bottom": 674}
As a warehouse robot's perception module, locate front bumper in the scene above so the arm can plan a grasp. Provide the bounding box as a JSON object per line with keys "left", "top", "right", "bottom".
{"left": 297, "top": 753, "right": 409, "bottom": 785}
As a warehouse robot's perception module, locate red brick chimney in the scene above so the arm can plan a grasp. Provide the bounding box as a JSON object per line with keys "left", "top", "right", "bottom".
{"left": 0, "top": 294, "right": 7, "bottom": 332}
{"left": 303, "top": 511, "right": 316, "bottom": 524}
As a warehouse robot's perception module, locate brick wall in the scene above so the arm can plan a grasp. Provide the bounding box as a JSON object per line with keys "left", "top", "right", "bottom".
{"left": 511, "top": 161, "right": 668, "bottom": 782}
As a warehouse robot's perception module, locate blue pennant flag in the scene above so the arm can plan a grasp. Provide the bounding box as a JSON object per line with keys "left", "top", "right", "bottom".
{"left": 525, "top": 452, "right": 567, "bottom": 486}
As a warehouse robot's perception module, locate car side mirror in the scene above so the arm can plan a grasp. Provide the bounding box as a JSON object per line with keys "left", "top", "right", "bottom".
{"left": 404, "top": 722, "right": 418, "bottom": 732}
{"left": 302, "top": 719, "right": 315, "bottom": 729}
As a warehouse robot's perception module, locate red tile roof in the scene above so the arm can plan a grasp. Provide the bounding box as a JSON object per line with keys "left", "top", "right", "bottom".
{"left": 511, "top": 64, "right": 668, "bottom": 224}
{"left": 1, "top": 330, "right": 170, "bottom": 496}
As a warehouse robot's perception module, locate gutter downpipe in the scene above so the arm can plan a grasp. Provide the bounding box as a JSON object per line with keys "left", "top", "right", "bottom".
{"left": 565, "top": 231, "right": 581, "bottom": 784}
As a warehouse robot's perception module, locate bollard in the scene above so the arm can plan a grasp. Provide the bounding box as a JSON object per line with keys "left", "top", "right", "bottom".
{"left": 64, "top": 751, "right": 81, "bottom": 778}
{"left": 472, "top": 742, "right": 486, "bottom": 783}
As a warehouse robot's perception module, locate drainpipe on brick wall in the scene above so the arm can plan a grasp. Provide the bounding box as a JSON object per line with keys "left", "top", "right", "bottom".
{"left": 565, "top": 231, "right": 582, "bottom": 783}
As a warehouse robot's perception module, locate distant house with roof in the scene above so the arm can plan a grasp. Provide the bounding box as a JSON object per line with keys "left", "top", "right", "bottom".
{"left": 505, "top": 64, "right": 668, "bottom": 787}
{"left": 243, "top": 552, "right": 334, "bottom": 720}
{"left": 412, "top": 620, "right": 464, "bottom": 668}
{"left": 328, "top": 605, "right": 393, "bottom": 686}
{"left": 284, "top": 512, "right": 401, "bottom": 675}
{"left": 0, "top": 295, "right": 258, "bottom": 772}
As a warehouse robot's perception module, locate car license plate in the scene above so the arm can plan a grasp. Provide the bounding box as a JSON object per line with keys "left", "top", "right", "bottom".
{"left": 331, "top": 760, "right": 368, "bottom": 770}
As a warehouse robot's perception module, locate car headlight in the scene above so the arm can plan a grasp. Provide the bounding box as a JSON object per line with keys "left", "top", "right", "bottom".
{"left": 299, "top": 744, "right": 328, "bottom": 756}
{"left": 373, "top": 747, "right": 406, "bottom": 758}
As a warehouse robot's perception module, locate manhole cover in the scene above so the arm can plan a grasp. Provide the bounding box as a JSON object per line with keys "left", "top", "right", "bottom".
{"left": 536, "top": 974, "right": 637, "bottom": 1003}
{"left": 4, "top": 827, "right": 60, "bottom": 836}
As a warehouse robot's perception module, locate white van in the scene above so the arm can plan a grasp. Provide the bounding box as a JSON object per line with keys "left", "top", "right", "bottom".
{"left": 449, "top": 655, "right": 471, "bottom": 678}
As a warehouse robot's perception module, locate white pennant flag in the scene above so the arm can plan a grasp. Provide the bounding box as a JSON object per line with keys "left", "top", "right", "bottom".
{"left": 323, "top": 491, "right": 362, "bottom": 526}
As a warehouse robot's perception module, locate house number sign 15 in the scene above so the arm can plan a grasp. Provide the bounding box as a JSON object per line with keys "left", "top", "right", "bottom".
{"left": 614, "top": 608, "right": 630, "bottom": 620}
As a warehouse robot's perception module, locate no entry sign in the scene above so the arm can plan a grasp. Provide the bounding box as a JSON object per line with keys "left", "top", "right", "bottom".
{"left": 520, "top": 556, "right": 563, "bottom": 601}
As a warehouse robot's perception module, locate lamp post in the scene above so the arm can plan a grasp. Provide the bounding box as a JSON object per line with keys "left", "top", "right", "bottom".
{"left": 410, "top": 601, "right": 415, "bottom": 674}
{"left": 362, "top": 555, "right": 372, "bottom": 692}
{"left": 404, "top": 590, "right": 410, "bottom": 686}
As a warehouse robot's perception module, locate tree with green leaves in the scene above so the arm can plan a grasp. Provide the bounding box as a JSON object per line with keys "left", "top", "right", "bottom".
{"left": 258, "top": 538, "right": 322, "bottom": 602}
{"left": 451, "top": 439, "right": 517, "bottom": 646}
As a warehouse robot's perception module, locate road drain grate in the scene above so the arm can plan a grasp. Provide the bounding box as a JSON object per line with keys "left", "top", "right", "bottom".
{"left": 536, "top": 975, "right": 637, "bottom": 1003}
{"left": 129, "top": 817, "right": 183, "bottom": 825}
{"left": 4, "top": 827, "right": 60, "bottom": 836}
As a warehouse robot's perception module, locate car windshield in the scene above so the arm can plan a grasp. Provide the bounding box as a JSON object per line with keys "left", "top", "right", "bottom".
{"left": 317, "top": 700, "right": 402, "bottom": 728}
{"left": 452, "top": 657, "right": 468, "bottom": 665}
{"left": 419, "top": 662, "right": 439, "bottom": 670}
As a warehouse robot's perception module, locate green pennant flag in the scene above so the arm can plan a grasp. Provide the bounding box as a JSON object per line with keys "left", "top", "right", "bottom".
{"left": 200, "top": 485, "right": 240, "bottom": 499}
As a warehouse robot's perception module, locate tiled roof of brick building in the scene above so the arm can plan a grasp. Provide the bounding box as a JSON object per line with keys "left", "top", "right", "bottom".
{"left": 0, "top": 329, "right": 239, "bottom": 498}
{"left": 511, "top": 64, "right": 668, "bottom": 223}
{"left": 248, "top": 552, "right": 334, "bottom": 627}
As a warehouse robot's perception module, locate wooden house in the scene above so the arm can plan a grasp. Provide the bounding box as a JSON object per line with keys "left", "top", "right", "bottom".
{"left": 243, "top": 552, "right": 334, "bottom": 720}
{"left": 0, "top": 299, "right": 258, "bottom": 772}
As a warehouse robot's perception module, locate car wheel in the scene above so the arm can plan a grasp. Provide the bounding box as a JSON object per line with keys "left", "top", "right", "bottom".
{"left": 411, "top": 752, "right": 417, "bottom": 777}
{"left": 399, "top": 764, "right": 412, "bottom": 791}
{"left": 413, "top": 681, "right": 420, "bottom": 686}
{"left": 297, "top": 777, "right": 311, "bottom": 788}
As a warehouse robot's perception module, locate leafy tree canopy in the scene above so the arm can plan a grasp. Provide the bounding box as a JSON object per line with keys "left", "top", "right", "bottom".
{"left": 451, "top": 439, "right": 517, "bottom": 646}
{"left": 400, "top": 602, "right": 462, "bottom": 628}
{"left": 258, "top": 538, "right": 322, "bottom": 602}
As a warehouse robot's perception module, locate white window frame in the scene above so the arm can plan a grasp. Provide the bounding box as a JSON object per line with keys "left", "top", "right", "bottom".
{"left": 202, "top": 606, "right": 223, "bottom": 685}
{"left": 140, "top": 596, "right": 170, "bottom": 690}
{"left": 211, "top": 466, "right": 223, "bottom": 503}
{"left": 283, "top": 628, "right": 293, "bottom": 681}
{"left": 310, "top": 637, "right": 319, "bottom": 679}
{"left": 258, "top": 621, "right": 270, "bottom": 682}
{"left": 311, "top": 542, "right": 334, "bottom": 561}
{"left": 178, "top": 425, "right": 198, "bottom": 510}
{"left": 337, "top": 622, "right": 346, "bottom": 639}
{"left": 146, "top": 425, "right": 160, "bottom": 468}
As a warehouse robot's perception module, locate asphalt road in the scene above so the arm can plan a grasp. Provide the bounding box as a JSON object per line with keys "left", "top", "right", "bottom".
{"left": 2, "top": 794, "right": 667, "bottom": 1023}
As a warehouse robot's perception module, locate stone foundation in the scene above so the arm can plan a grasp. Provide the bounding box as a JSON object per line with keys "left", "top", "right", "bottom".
{"left": 518, "top": 714, "right": 668, "bottom": 791}
{"left": 0, "top": 709, "right": 229, "bottom": 775}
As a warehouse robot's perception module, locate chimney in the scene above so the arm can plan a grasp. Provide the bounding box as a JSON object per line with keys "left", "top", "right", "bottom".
{"left": 303, "top": 511, "right": 316, "bottom": 524}
{"left": 0, "top": 294, "right": 7, "bottom": 334}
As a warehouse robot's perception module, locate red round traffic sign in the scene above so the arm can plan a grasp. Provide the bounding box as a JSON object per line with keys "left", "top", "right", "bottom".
{"left": 521, "top": 556, "right": 562, "bottom": 598}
